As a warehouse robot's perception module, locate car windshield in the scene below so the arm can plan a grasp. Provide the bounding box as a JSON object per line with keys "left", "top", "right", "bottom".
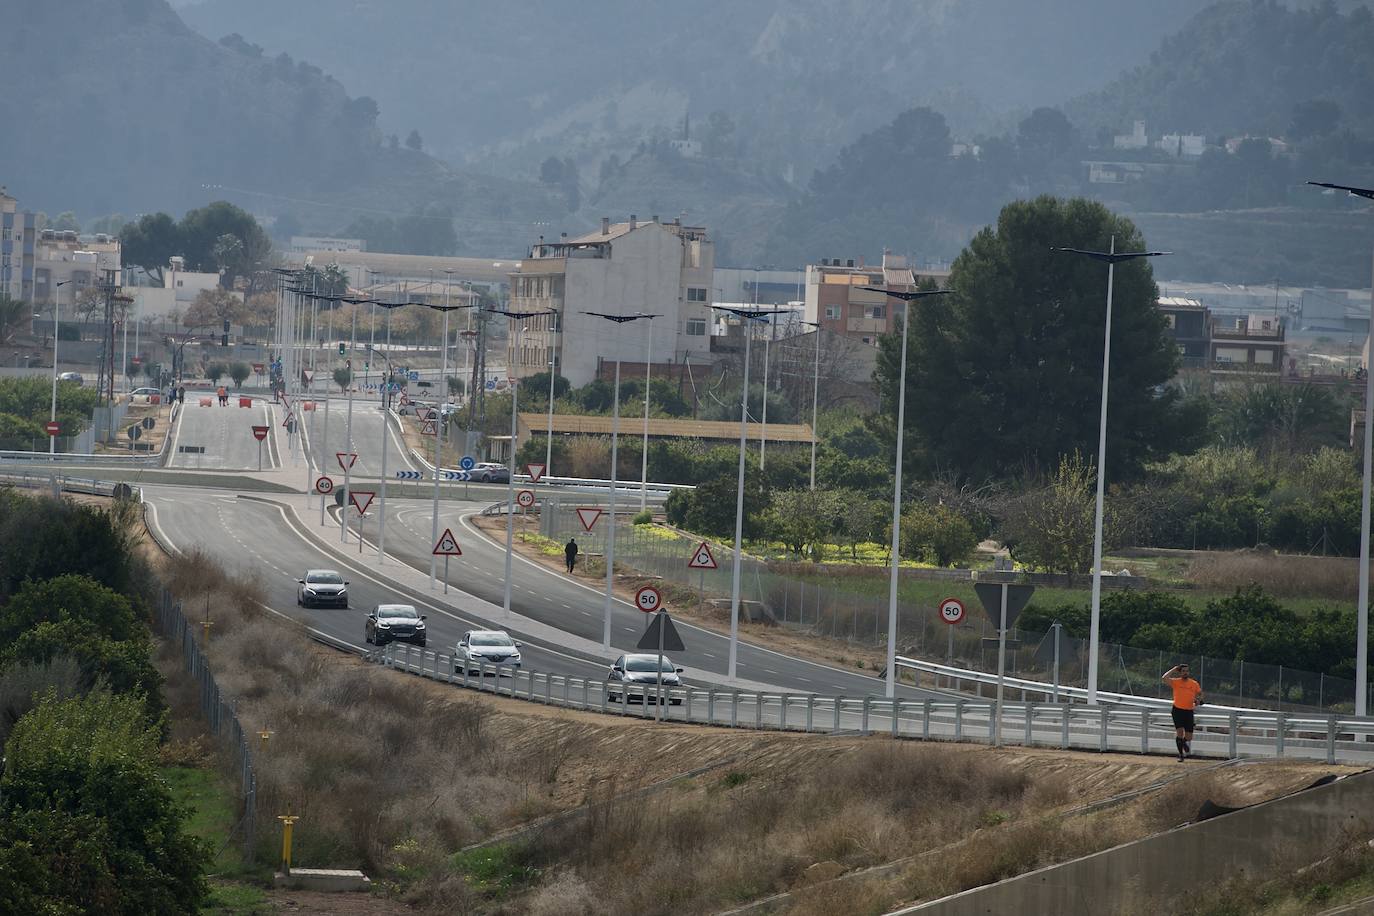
{"left": 308, "top": 572, "right": 343, "bottom": 584}
{"left": 379, "top": 606, "right": 418, "bottom": 619}
{"left": 625, "top": 657, "right": 676, "bottom": 673}
{"left": 471, "top": 634, "right": 514, "bottom": 647}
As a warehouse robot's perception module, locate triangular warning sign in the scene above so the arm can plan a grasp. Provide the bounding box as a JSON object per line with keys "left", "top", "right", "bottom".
{"left": 302, "top": 370, "right": 313, "bottom": 384}
{"left": 636, "top": 613, "right": 686, "bottom": 653}
{"left": 687, "top": 541, "right": 718, "bottom": 570}
{"left": 575, "top": 507, "right": 603, "bottom": 532}
{"left": 432, "top": 527, "right": 462, "bottom": 556}
{"left": 281, "top": 412, "right": 295, "bottom": 429}
{"left": 421, "top": 418, "right": 438, "bottom": 436}
{"left": 349, "top": 490, "right": 375, "bottom": 514}
{"left": 525, "top": 462, "right": 546, "bottom": 483}
{"left": 336, "top": 452, "right": 357, "bottom": 470}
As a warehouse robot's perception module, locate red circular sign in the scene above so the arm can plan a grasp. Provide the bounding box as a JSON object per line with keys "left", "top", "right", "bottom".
{"left": 314, "top": 476, "right": 335, "bottom": 495}
{"left": 938, "top": 597, "right": 966, "bottom": 625}
{"left": 634, "top": 585, "right": 662, "bottom": 614}
{"left": 516, "top": 489, "right": 535, "bottom": 508}
{"left": 44, "top": 421, "right": 60, "bottom": 436}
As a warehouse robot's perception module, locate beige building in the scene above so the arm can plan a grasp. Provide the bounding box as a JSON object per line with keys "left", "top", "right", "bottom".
{"left": 802, "top": 253, "right": 948, "bottom": 346}
{"left": 509, "top": 215, "right": 715, "bottom": 387}
{"left": 32, "top": 229, "right": 122, "bottom": 306}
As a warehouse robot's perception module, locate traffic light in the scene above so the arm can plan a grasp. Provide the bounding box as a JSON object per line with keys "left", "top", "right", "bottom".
{"left": 338, "top": 342, "right": 346, "bottom": 356}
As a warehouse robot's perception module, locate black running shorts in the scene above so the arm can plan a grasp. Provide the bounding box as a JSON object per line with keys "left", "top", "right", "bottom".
{"left": 1171, "top": 706, "right": 1195, "bottom": 731}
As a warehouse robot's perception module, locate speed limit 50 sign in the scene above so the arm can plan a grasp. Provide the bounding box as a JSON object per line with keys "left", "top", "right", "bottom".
{"left": 634, "top": 585, "right": 662, "bottom": 614}
{"left": 938, "top": 597, "right": 966, "bottom": 625}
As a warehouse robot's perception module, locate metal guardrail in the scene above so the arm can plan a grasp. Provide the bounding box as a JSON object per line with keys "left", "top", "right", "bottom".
{"left": 375, "top": 643, "right": 1374, "bottom": 765}
{"left": 0, "top": 399, "right": 179, "bottom": 468}
{"left": 0, "top": 470, "right": 141, "bottom": 501}
{"left": 893, "top": 655, "right": 1374, "bottom": 725}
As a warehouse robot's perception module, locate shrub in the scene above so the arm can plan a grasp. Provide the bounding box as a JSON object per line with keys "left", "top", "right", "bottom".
{"left": 2, "top": 690, "right": 209, "bottom": 913}
{"left": 229, "top": 361, "right": 251, "bottom": 387}
{"left": 900, "top": 502, "right": 978, "bottom": 567}
{"left": 632, "top": 509, "right": 653, "bottom": 525}
{"left": 0, "top": 573, "right": 141, "bottom": 645}
{"left": 0, "top": 490, "right": 141, "bottom": 602}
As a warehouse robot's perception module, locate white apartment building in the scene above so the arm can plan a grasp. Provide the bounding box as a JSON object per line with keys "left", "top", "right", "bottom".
{"left": 0, "top": 187, "right": 37, "bottom": 303}
{"left": 508, "top": 215, "right": 715, "bottom": 387}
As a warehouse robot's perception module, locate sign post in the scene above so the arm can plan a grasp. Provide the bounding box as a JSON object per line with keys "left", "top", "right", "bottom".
{"left": 687, "top": 541, "right": 717, "bottom": 612}
{"left": 973, "top": 581, "right": 1035, "bottom": 746}
{"left": 432, "top": 528, "right": 462, "bottom": 594}
{"left": 349, "top": 491, "right": 375, "bottom": 554}
{"left": 938, "top": 597, "right": 966, "bottom": 665}
{"left": 635, "top": 595, "right": 683, "bottom": 722}
{"left": 251, "top": 425, "right": 269, "bottom": 471}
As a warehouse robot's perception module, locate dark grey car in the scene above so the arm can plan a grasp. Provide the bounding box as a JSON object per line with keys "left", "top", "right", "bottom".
{"left": 297, "top": 569, "right": 349, "bottom": 608}
{"left": 365, "top": 603, "right": 427, "bottom": 647}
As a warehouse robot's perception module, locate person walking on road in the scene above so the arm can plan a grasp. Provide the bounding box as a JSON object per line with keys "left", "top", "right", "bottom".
{"left": 1162, "top": 663, "right": 1203, "bottom": 761}
{"left": 177, "top": 385, "right": 186, "bottom": 404}
{"left": 217, "top": 385, "right": 228, "bottom": 406}
{"left": 565, "top": 538, "right": 579, "bottom": 574}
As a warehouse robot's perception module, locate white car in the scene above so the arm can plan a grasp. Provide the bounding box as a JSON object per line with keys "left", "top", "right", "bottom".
{"left": 129, "top": 386, "right": 163, "bottom": 403}
{"left": 606, "top": 653, "right": 684, "bottom": 704}
{"left": 453, "top": 629, "right": 522, "bottom": 675}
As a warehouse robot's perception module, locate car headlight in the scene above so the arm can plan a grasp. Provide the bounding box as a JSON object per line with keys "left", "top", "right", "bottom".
{"left": 415, "top": 621, "right": 426, "bottom": 629}
{"left": 378, "top": 621, "right": 390, "bottom": 628}
{"left": 510, "top": 652, "right": 521, "bottom": 662}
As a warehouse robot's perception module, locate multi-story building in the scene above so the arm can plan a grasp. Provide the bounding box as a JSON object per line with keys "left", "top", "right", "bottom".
{"left": 1210, "top": 314, "right": 1285, "bottom": 378}
{"left": 508, "top": 215, "right": 715, "bottom": 387}
{"left": 1158, "top": 296, "right": 1211, "bottom": 366}
{"left": 0, "top": 187, "right": 37, "bottom": 303}
{"left": 802, "top": 253, "right": 948, "bottom": 346}
{"left": 32, "top": 229, "right": 122, "bottom": 306}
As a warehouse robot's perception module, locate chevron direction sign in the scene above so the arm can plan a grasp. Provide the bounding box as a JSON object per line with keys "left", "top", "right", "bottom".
{"left": 395, "top": 470, "right": 422, "bottom": 479}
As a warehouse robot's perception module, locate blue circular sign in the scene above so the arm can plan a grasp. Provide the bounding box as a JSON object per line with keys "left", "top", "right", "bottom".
{"left": 459, "top": 456, "right": 475, "bottom": 470}
{"left": 485, "top": 379, "right": 496, "bottom": 390}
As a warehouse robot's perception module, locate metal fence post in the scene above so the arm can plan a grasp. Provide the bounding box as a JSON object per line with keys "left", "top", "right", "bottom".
{"left": 955, "top": 700, "right": 964, "bottom": 741}
{"left": 730, "top": 690, "right": 739, "bottom": 728}
{"left": 780, "top": 694, "right": 789, "bottom": 731}
{"left": 1099, "top": 707, "right": 1109, "bottom": 752}
{"left": 861, "top": 696, "right": 871, "bottom": 736}
{"left": 922, "top": 699, "right": 931, "bottom": 739}
{"left": 1275, "top": 714, "right": 1286, "bottom": 757}
{"left": 833, "top": 696, "right": 842, "bottom": 732}
{"left": 707, "top": 689, "right": 715, "bottom": 724}
{"left": 754, "top": 693, "right": 763, "bottom": 730}
{"left": 1140, "top": 709, "right": 1150, "bottom": 755}
{"left": 891, "top": 700, "right": 900, "bottom": 738}
{"left": 1061, "top": 705, "right": 1070, "bottom": 749}
{"left": 1228, "top": 712, "right": 1239, "bottom": 759}
{"left": 806, "top": 695, "right": 814, "bottom": 733}
{"left": 1326, "top": 715, "right": 1337, "bottom": 764}
{"left": 1025, "top": 702, "right": 1034, "bottom": 747}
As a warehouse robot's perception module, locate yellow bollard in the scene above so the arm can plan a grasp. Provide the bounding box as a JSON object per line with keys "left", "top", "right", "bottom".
{"left": 201, "top": 619, "right": 213, "bottom": 642}
{"left": 278, "top": 812, "right": 299, "bottom": 874}
{"left": 258, "top": 729, "right": 273, "bottom": 752}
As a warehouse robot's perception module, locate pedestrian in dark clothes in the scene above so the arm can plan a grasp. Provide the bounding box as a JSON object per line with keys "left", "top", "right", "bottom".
{"left": 565, "top": 537, "right": 579, "bottom": 574}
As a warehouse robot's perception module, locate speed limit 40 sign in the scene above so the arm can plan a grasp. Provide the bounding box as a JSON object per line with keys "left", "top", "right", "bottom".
{"left": 938, "top": 597, "right": 966, "bottom": 625}
{"left": 634, "top": 585, "right": 662, "bottom": 614}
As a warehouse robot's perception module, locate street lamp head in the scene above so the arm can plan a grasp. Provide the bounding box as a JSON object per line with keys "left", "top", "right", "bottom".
{"left": 1050, "top": 247, "right": 1171, "bottom": 263}
{"left": 581, "top": 311, "right": 656, "bottom": 323}
{"left": 1308, "top": 180, "right": 1374, "bottom": 201}
{"left": 859, "top": 287, "right": 954, "bottom": 301}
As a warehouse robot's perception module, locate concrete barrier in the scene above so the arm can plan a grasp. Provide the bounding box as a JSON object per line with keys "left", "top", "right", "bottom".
{"left": 892, "top": 769, "right": 1374, "bottom": 915}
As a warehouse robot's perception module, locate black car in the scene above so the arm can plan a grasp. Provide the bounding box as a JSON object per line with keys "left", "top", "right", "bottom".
{"left": 297, "top": 569, "right": 349, "bottom": 608}
{"left": 365, "top": 604, "right": 427, "bottom": 647}
{"left": 473, "top": 462, "right": 510, "bottom": 483}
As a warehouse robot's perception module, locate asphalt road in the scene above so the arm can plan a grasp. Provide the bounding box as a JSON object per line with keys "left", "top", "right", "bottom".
{"left": 167, "top": 397, "right": 279, "bottom": 471}
{"left": 144, "top": 487, "right": 609, "bottom": 681}
{"left": 344, "top": 497, "right": 930, "bottom": 698}
{"left": 300, "top": 395, "right": 418, "bottom": 479}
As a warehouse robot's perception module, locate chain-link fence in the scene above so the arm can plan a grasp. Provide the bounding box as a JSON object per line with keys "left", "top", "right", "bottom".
{"left": 542, "top": 501, "right": 1370, "bottom": 714}
{"left": 153, "top": 590, "right": 257, "bottom": 862}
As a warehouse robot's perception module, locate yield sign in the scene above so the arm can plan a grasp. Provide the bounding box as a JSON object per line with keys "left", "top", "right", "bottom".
{"left": 432, "top": 527, "right": 462, "bottom": 556}
{"left": 349, "top": 490, "right": 375, "bottom": 514}
{"left": 251, "top": 425, "right": 269, "bottom": 441}
{"left": 525, "top": 462, "right": 546, "bottom": 483}
{"left": 302, "top": 370, "right": 313, "bottom": 384}
{"left": 336, "top": 452, "right": 358, "bottom": 470}
{"left": 687, "top": 541, "right": 717, "bottom": 570}
{"left": 420, "top": 418, "right": 438, "bottom": 436}
{"left": 399, "top": 392, "right": 410, "bottom": 405}
{"left": 281, "top": 411, "right": 296, "bottom": 429}
{"left": 575, "top": 507, "right": 603, "bottom": 531}
{"left": 636, "top": 612, "right": 686, "bottom": 652}
{"left": 973, "top": 582, "right": 1036, "bottom": 629}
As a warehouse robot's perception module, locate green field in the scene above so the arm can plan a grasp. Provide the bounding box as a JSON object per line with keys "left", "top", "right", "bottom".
{"left": 161, "top": 765, "right": 270, "bottom": 913}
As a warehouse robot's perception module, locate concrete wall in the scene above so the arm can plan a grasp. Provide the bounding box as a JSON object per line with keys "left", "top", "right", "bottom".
{"left": 896, "top": 769, "right": 1374, "bottom": 915}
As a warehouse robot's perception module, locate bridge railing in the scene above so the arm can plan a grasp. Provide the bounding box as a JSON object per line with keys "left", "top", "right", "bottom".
{"left": 371, "top": 642, "right": 1372, "bottom": 765}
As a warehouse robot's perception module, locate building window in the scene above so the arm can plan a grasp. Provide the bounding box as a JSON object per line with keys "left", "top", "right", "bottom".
{"left": 686, "top": 287, "right": 707, "bottom": 302}
{"left": 686, "top": 318, "right": 706, "bottom": 336}
{"left": 1, "top": 228, "right": 9, "bottom": 241}
{"left": 868, "top": 305, "right": 886, "bottom": 320}
{"left": 824, "top": 305, "right": 840, "bottom": 320}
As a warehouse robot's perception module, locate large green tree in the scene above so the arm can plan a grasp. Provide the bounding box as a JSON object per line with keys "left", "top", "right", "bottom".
{"left": 118, "top": 213, "right": 180, "bottom": 285}
{"left": 877, "top": 196, "right": 1190, "bottom": 482}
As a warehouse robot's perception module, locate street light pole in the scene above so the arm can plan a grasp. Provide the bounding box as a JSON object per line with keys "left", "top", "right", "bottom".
{"left": 50, "top": 281, "right": 70, "bottom": 457}
{"left": 1308, "top": 180, "right": 1374, "bottom": 713}
{"left": 544, "top": 353, "right": 556, "bottom": 476}
{"left": 712, "top": 304, "right": 785, "bottom": 679}
{"left": 484, "top": 308, "right": 556, "bottom": 614}
{"left": 640, "top": 316, "right": 653, "bottom": 513}
{"left": 1052, "top": 241, "right": 1169, "bottom": 705}
{"left": 583, "top": 311, "right": 660, "bottom": 648}
{"left": 804, "top": 320, "right": 822, "bottom": 490}
{"left": 862, "top": 287, "right": 954, "bottom": 698}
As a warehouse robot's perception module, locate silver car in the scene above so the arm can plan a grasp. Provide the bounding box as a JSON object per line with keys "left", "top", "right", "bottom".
{"left": 453, "top": 629, "right": 523, "bottom": 675}
{"left": 606, "top": 653, "right": 684, "bottom": 704}
{"left": 296, "top": 569, "right": 349, "bottom": 608}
